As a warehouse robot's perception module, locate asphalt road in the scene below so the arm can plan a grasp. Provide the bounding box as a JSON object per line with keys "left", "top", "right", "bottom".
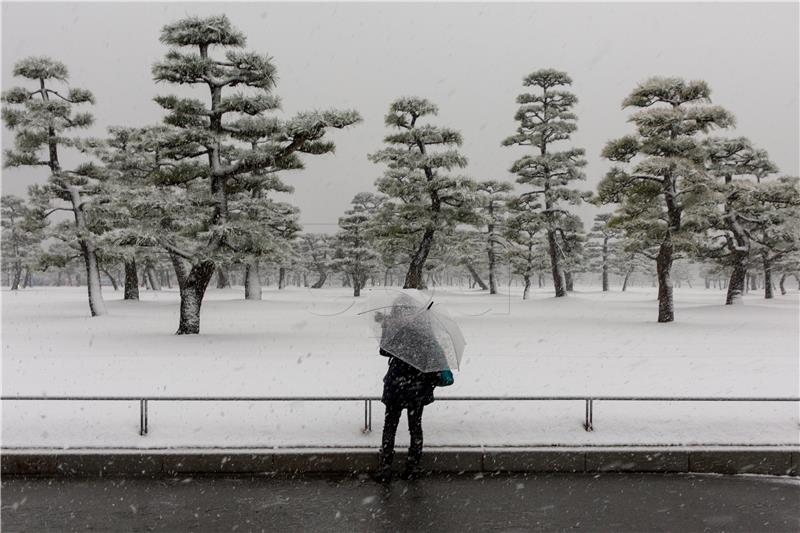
{"left": 2, "top": 473, "right": 798, "bottom": 532}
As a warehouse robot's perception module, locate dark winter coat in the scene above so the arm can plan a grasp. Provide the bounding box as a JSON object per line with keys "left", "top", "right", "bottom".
{"left": 380, "top": 349, "right": 439, "bottom": 408}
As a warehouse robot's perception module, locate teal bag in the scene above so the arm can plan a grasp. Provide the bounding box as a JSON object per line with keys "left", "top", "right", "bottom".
{"left": 436, "top": 370, "right": 454, "bottom": 387}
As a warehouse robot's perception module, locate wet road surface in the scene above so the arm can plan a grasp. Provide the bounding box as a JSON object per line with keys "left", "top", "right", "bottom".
{"left": 2, "top": 473, "right": 798, "bottom": 532}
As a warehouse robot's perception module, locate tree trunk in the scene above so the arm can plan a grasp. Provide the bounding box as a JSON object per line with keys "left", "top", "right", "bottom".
{"left": 750, "top": 274, "right": 758, "bottom": 291}
{"left": 538, "top": 273, "right": 544, "bottom": 288}
{"left": 10, "top": 262, "right": 22, "bottom": 290}
{"left": 124, "top": 259, "right": 139, "bottom": 300}
{"left": 487, "top": 226, "right": 497, "bottom": 295}
{"left": 565, "top": 271, "right": 574, "bottom": 292}
{"left": 278, "top": 267, "right": 286, "bottom": 290}
{"left": 311, "top": 271, "right": 327, "bottom": 289}
{"left": 656, "top": 240, "right": 674, "bottom": 323}
{"left": 763, "top": 254, "right": 774, "bottom": 299}
{"left": 546, "top": 229, "right": 566, "bottom": 297}
{"left": 244, "top": 260, "right": 262, "bottom": 300}
{"left": 522, "top": 274, "right": 531, "bottom": 300}
{"left": 779, "top": 273, "right": 787, "bottom": 295}
{"left": 146, "top": 267, "right": 161, "bottom": 291}
{"left": 216, "top": 267, "right": 230, "bottom": 289}
{"left": 175, "top": 260, "right": 215, "bottom": 335}
{"left": 622, "top": 267, "right": 633, "bottom": 292}
{"left": 81, "top": 242, "right": 107, "bottom": 316}
{"left": 465, "top": 262, "right": 488, "bottom": 290}
{"left": 704, "top": 277, "right": 710, "bottom": 289}
{"left": 101, "top": 267, "right": 118, "bottom": 291}
{"left": 726, "top": 256, "right": 747, "bottom": 305}
{"left": 404, "top": 227, "right": 435, "bottom": 289}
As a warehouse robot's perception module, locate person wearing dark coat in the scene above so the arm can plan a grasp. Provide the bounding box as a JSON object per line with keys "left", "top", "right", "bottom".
{"left": 377, "top": 347, "right": 440, "bottom": 482}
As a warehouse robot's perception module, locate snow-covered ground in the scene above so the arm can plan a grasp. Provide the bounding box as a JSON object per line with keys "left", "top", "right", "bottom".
{"left": 2, "top": 285, "right": 798, "bottom": 449}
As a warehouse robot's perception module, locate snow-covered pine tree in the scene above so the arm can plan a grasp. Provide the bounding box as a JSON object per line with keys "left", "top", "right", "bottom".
{"left": 586, "top": 213, "right": 621, "bottom": 291}
{"left": 699, "top": 137, "right": 777, "bottom": 304}
{"left": 332, "top": 193, "right": 383, "bottom": 297}
{"left": 2, "top": 56, "right": 108, "bottom": 315}
{"left": 475, "top": 180, "right": 514, "bottom": 294}
{"left": 504, "top": 197, "right": 545, "bottom": 300}
{"left": 235, "top": 198, "right": 300, "bottom": 299}
{"left": 743, "top": 177, "right": 800, "bottom": 299}
{"left": 557, "top": 213, "right": 586, "bottom": 292}
{"left": 503, "top": 69, "right": 588, "bottom": 298}
{"left": 369, "top": 97, "right": 475, "bottom": 289}
{"left": 1, "top": 195, "right": 46, "bottom": 290}
{"left": 91, "top": 125, "right": 175, "bottom": 301}
{"left": 597, "top": 77, "right": 734, "bottom": 322}
{"left": 151, "top": 14, "right": 360, "bottom": 333}
{"left": 298, "top": 234, "right": 334, "bottom": 289}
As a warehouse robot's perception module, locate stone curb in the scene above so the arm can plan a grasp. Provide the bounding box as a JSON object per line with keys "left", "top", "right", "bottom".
{"left": 2, "top": 449, "right": 797, "bottom": 477}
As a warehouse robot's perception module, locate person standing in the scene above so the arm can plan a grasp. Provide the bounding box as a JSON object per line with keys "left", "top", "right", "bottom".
{"left": 377, "top": 348, "right": 444, "bottom": 482}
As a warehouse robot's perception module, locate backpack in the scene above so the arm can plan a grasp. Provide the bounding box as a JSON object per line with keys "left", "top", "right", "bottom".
{"left": 436, "top": 369, "right": 454, "bottom": 387}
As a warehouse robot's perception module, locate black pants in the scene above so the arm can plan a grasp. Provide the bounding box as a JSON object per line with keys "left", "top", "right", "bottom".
{"left": 379, "top": 403, "right": 424, "bottom": 472}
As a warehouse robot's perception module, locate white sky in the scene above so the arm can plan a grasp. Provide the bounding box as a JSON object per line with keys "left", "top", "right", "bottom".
{"left": 2, "top": 2, "right": 798, "bottom": 232}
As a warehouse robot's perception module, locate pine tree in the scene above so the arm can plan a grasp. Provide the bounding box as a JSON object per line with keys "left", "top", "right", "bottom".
{"left": 332, "top": 193, "right": 383, "bottom": 297}
{"left": 151, "top": 14, "right": 360, "bottom": 333}
{"left": 699, "top": 137, "right": 777, "bottom": 304}
{"left": 369, "top": 97, "right": 475, "bottom": 289}
{"left": 557, "top": 213, "right": 586, "bottom": 291}
{"left": 2, "top": 56, "right": 107, "bottom": 315}
{"left": 742, "top": 177, "right": 800, "bottom": 299}
{"left": 598, "top": 77, "right": 734, "bottom": 322}
{"left": 299, "top": 233, "right": 334, "bottom": 289}
{"left": 586, "top": 213, "right": 621, "bottom": 291}
{"left": 475, "top": 180, "right": 514, "bottom": 294}
{"left": 504, "top": 197, "right": 545, "bottom": 300}
{"left": 1, "top": 195, "right": 46, "bottom": 290}
{"left": 503, "top": 69, "right": 588, "bottom": 298}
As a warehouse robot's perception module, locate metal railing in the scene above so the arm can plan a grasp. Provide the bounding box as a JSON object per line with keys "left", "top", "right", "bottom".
{"left": 2, "top": 395, "right": 798, "bottom": 437}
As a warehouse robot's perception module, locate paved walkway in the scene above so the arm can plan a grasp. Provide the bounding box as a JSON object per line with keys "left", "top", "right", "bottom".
{"left": 3, "top": 473, "right": 798, "bottom": 532}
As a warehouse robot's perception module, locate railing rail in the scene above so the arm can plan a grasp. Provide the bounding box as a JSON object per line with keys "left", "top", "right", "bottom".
{"left": 3, "top": 395, "right": 798, "bottom": 436}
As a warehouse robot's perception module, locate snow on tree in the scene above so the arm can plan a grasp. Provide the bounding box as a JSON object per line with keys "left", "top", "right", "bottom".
{"left": 503, "top": 69, "right": 588, "bottom": 298}
{"left": 298, "top": 233, "right": 334, "bottom": 289}
{"left": 237, "top": 199, "right": 300, "bottom": 299}
{"left": 1, "top": 195, "right": 46, "bottom": 290}
{"left": 475, "top": 180, "right": 514, "bottom": 294}
{"left": 586, "top": 213, "right": 621, "bottom": 291}
{"left": 369, "top": 97, "right": 475, "bottom": 289}
{"left": 2, "top": 56, "right": 108, "bottom": 315}
{"left": 742, "top": 177, "right": 800, "bottom": 299}
{"left": 597, "top": 77, "right": 734, "bottom": 322}
{"left": 332, "top": 193, "right": 383, "bottom": 297}
{"left": 696, "top": 136, "right": 777, "bottom": 304}
{"left": 557, "top": 213, "right": 586, "bottom": 292}
{"left": 504, "top": 197, "right": 545, "bottom": 299}
{"left": 149, "top": 14, "right": 360, "bottom": 333}
{"left": 90, "top": 125, "right": 177, "bottom": 301}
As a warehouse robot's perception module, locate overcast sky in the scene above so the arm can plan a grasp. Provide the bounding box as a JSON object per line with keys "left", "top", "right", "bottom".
{"left": 2, "top": 2, "right": 798, "bottom": 232}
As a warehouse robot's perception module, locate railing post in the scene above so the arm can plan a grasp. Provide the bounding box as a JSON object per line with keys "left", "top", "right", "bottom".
{"left": 139, "top": 399, "right": 148, "bottom": 436}
{"left": 362, "top": 399, "right": 374, "bottom": 433}
{"left": 584, "top": 399, "right": 594, "bottom": 431}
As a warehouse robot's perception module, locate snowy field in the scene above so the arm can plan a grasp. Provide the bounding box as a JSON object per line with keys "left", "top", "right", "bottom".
{"left": 2, "top": 285, "right": 798, "bottom": 449}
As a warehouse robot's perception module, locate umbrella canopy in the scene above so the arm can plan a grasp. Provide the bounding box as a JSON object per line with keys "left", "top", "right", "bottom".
{"left": 360, "top": 289, "right": 466, "bottom": 373}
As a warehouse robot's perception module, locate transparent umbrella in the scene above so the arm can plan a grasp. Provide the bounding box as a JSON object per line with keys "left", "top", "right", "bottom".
{"left": 359, "top": 289, "right": 466, "bottom": 373}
